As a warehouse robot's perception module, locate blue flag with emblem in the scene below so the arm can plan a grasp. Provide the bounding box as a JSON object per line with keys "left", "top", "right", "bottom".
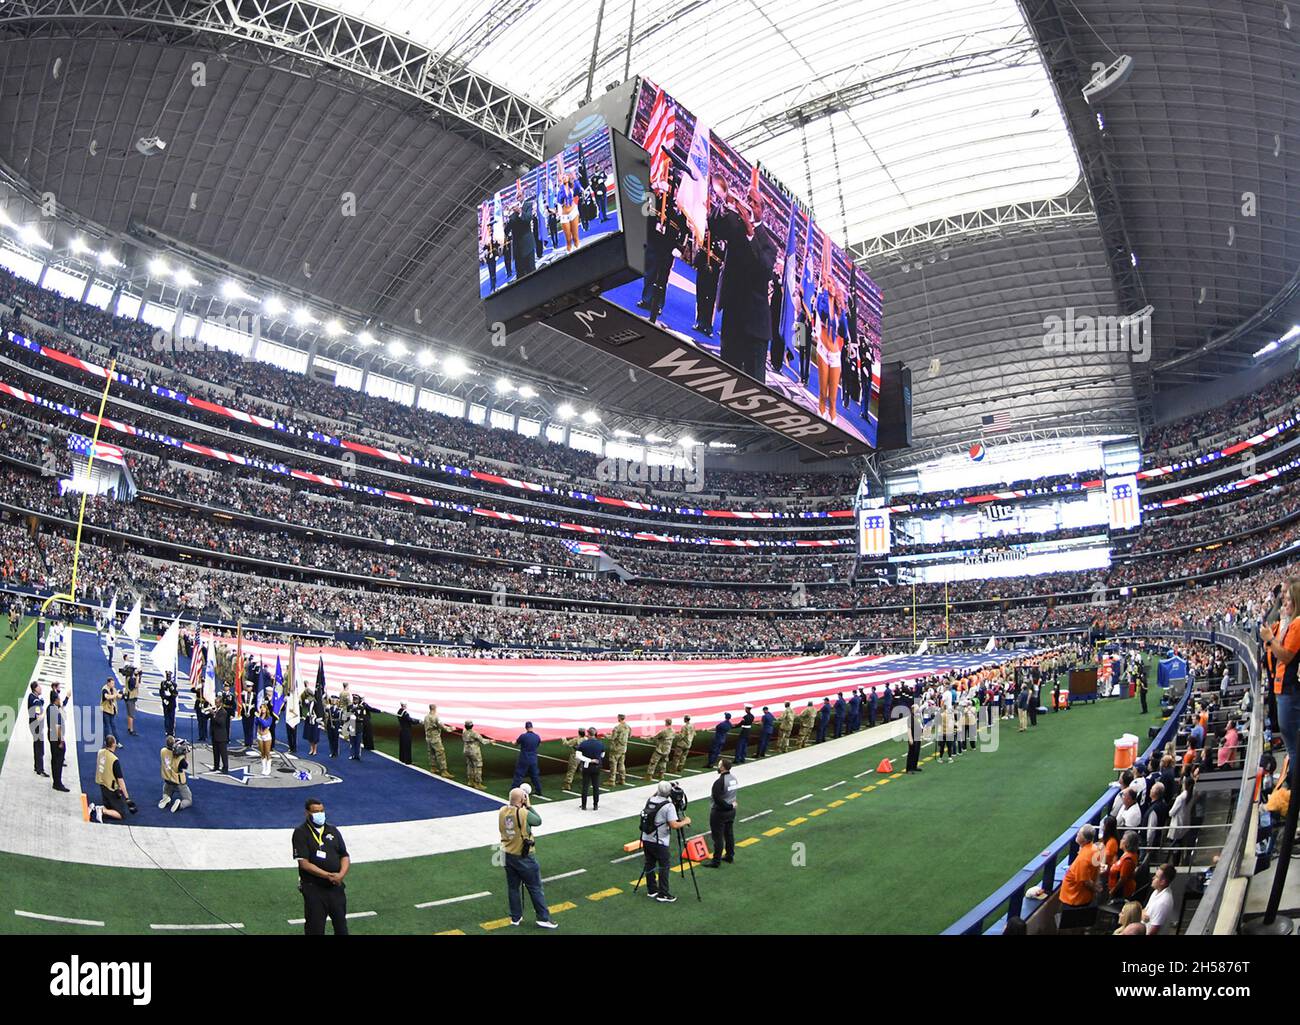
{"left": 273, "top": 656, "right": 285, "bottom": 717}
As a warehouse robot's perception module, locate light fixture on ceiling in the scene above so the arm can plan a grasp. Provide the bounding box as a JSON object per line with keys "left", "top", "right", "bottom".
{"left": 443, "top": 354, "right": 469, "bottom": 378}
{"left": 324, "top": 319, "right": 344, "bottom": 336}
{"left": 556, "top": 402, "right": 575, "bottom": 420}
{"left": 387, "top": 339, "right": 408, "bottom": 358}
{"left": 356, "top": 330, "right": 377, "bottom": 347}
{"left": 148, "top": 257, "right": 170, "bottom": 276}
{"left": 1081, "top": 55, "right": 1134, "bottom": 104}
{"left": 581, "top": 409, "right": 601, "bottom": 424}
{"left": 263, "top": 296, "right": 287, "bottom": 315}
{"left": 134, "top": 135, "right": 167, "bottom": 156}
{"left": 416, "top": 348, "right": 435, "bottom": 367}
{"left": 495, "top": 377, "right": 514, "bottom": 394}
{"left": 517, "top": 385, "right": 538, "bottom": 399}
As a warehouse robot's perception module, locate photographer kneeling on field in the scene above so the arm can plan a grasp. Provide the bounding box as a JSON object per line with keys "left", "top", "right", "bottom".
{"left": 640, "top": 781, "right": 691, "bottom": 903}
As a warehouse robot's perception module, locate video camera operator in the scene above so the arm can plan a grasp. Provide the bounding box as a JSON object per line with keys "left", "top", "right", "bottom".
{"left": 639, "top": 781, "right": 691, "bottom": 903}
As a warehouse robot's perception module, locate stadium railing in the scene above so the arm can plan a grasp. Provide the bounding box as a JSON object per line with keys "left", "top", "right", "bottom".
{"left": 942, "top": 628, "right": 1253, "bottom": 935}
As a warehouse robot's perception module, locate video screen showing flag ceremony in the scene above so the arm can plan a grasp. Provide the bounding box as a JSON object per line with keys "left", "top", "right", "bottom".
{"left": 0, "top": 0, "right": 1296, "bottom": 994}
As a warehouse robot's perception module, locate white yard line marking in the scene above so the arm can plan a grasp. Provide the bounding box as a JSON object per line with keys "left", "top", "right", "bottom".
{"left": 783, "top": 794, "right": 812, "bottom": 806}
{"left": 541, "top": 869, "right": 588, "bottom": 883}
{"left": 739, "top": 809, "right": 771, "bottom": 823}
{"left": 415, "top": 891, "right": 491, "bottom": 909}
{"left": 288, "top": 911, "right": 377, "bottom": 924}
{"left": 15, "top": 909, "right": 104, "bottom": 927}
{"left": 150, "top": 922, "right": 245, "bottom": 931}
{"left": 853, "top": 769, "right": 876, "bottom": 778}
{"left": 610, "top": 852, "right": 641, "bottom": 864}
{"left": 821, "top": 780, "right": 847, "bottom": 790}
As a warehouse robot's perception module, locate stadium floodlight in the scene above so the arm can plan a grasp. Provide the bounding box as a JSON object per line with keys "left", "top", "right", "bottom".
{"left": 356, "top": 330, "right": 377, "bottom": 348}
{"left": 581, "top": 409, "right": 601, "bottom": 424}
{"left": 1254, "top": 340, "right": 1280, "bottom": 359}
{"left": 96, "top": 248, "right": 120, "bottom": 266}
{"left": 263, "top": 296, "right": 287, "bottom": 315}
{"left": 324, "top": 319, "right": 344, "bottom": 336}
{"left": 1282, "top": 325, "right": 1300, "bottom": 343}
{"left": 173, "top": 268, "right": 198, "bottom": 288}
{"left": 679, "top": 435, "right": 696, "bottom": 448}
{"left": 495, "top": 377, "right": 514, "bottom": 394}
{"left": 443, "top": 354, "right": 470, "bottom": 378}
{"left": 416, "top": 348, "right": 435, "bottom": 367}
{"left": 69, "top": 236, "right": 91, "bottom": 254}
{"left": 387, "top": 339, "right": 408, "bottom": 358}
{"left": 221, "top": 280, "right": 250, "bottom": 300}
{"left": 148, "top": 257, "right": 170, "bottom": 276}
{"left": 614, "top": 429, "right": 638, "bottom": 438}
{"left": 293, "top": 307, "right": 316, "bottom": 327}
{"left": 517, "top": 385, "right": 538, "bottom": 399}
{"left": 556, "top": 402, "right": 576, "bottom": 419}
{"left": 645, "top": 433, "right": 667, "bottom": 444}
{"left": 22, "top": 225, "right": 53, "bottom": 249}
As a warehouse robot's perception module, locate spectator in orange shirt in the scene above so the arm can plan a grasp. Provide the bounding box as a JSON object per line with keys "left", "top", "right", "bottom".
{"left": 1060, "top": 824, "right": 1104, "bottom": 909}
{"left": 1108, "top": 831, "right": 1140, "bottom": 899}
{"left": 1261, "top": 578, "right": 1300, "bottom": 766}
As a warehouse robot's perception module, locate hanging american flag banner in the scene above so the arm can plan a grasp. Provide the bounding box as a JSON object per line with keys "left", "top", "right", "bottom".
{"left": 980, "top": 411, "right": 1013, "bottom": 433}
{"left": 858, "top": 509, "right": 890, "bottom": 556}
{"left": 561, "top": 539, "right": 605, "bottom": 557}
{"left": 1107, "top": 475, "right": 1142, "bottom": 530}
{"left": 644, "top": 86, "right": 675, "bottom": 187}
{"left": 67, "top": 433, "right": 125, "bottom": 466}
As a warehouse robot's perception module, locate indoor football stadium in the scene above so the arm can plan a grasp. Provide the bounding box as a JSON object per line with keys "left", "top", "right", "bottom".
{"left": 0, "top": 0, "right": 1296, "bottom": 988}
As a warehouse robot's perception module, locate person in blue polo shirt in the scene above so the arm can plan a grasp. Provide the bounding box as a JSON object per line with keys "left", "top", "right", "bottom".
{"left": 512, "top": 721, "right": 544, "bottom": 796}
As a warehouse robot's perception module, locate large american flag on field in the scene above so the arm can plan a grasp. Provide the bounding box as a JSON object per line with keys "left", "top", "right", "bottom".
{"left": 67, "top": 433, "right": 125, "bottom": 466}
{"left": 644, "top": 86, "right": 675, "bottom": 187}
{"left": 218, "top": 636, "right": 1008, "bottom": 742}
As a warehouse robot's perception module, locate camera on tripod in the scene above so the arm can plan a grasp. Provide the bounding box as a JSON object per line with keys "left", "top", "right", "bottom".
{"left": 667, "top": 782, "right": 688, "bottom": 817}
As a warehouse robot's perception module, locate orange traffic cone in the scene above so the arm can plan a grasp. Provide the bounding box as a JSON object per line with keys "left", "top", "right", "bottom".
{"left": 876, "top": 758, "right": 893, "bottom": 773}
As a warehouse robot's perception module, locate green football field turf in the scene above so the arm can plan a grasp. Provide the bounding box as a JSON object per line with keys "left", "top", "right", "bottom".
{"left": 1, "top": 646, "right": 1168, "bottom": 935}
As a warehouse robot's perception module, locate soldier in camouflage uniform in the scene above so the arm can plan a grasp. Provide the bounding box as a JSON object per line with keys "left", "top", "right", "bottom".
{"left": 422, "top": 703, "right": 452, "bottom": 777}
{"left": 461, "top": 720, "right": 491, "bottom": 790}
{"left": 794, "top": 701, "right": 816, "bottom": 749}
{"left": 606, "top": 713, "right": 631, "bottom": 786}
{"left": 646, "top": 718, "right": 674, "bottom": 780}
{"left": 667, "top": 715, "right": 695, "bottom": 774}
{"left": 775, "top": 701, "right": 796, "bottom": 754}
{"left": 561, "top": 733, "right": 582, "bottom": 790}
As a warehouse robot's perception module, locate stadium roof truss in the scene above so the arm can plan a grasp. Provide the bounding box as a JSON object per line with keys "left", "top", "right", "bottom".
{"left": 0, "top": 0, "right": 1292, "bottom": 459}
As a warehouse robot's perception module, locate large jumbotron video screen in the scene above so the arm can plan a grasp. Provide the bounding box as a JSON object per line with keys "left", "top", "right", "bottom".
{"left": 477, "top": 127, "right": 621, "bottom": 299}
{"left": 601, "top": 79, "right": 884, "bottom": 450}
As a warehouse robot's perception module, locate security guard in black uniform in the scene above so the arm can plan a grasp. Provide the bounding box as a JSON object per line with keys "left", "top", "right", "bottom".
{"left": 48, "top": 680, "right": 70, "bottom": 791}
{"left": 160, "top": 671, "right": 178, "bottom": 737}
{"left": 326, "top": 697, "right": 343, "bottom": 758}
{"left": 291, "top": 798, "right": 350, "bottom": 935}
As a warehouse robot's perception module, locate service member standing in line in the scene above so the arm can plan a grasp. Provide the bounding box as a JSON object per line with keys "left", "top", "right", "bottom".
{"left": 292, "top": 798, "right": 350, "bottom": 935}
{"left": 422, "top": 704, "right": 452, "bottom": 777}
{"left": 667, "top": 715, "right": 695, "bottom": 774}
{"left": 702, "top": 758, "right": 738, "bottom": 868}
{"left": 396, "top": 703, "right": 416, "bottom": 764}
{"left": 794, "top": 701, "right": 815, "bottom": 749}
{"left": 733, "top": 705, "right": 755, "bottom": 764}
{"left": 756, "top": 706, "right": 776, "bottom": 758}
{"left": 647, "top": 718, "right": 675, "bottom": 780}
{"left": 774, "top": 702, "right": 795, "bottom": 754}
{"left": 706, "top": 712, "right": 732, "bottom": 768}
{"left": 606, "top": 713, "right": 631, "bottom": 786}
{"left": 326, "top": 696, "right": 343, "bottom": 758}
{"left": 561, "top": 733, "right": 582, "bottom": 792}
{"left": 511, "top": 721, "right": 544, "bottom": 796}
{"left": 159, "top": 671, "right": 178, "bottom": 737}
{"left": 48, "top": 681, "right": 69, "bottom": 791}
{"left": 462, "top": 721, "right": 491, "bottom": 790}
{"left": 27, "top": 681, "right": 47, "bottom": 777}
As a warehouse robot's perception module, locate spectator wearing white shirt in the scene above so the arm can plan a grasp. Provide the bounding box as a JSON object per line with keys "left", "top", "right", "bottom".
{"left": 1142, "top": 863, "right": 1177, "bottom": 935}
{"left": 1117, "top": 788, "right": 1143, "bottom": 830}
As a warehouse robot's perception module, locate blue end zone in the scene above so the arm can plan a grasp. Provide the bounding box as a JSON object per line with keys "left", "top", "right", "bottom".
{"left": 72, "top": 629, "right": 501, "bottom": 829}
